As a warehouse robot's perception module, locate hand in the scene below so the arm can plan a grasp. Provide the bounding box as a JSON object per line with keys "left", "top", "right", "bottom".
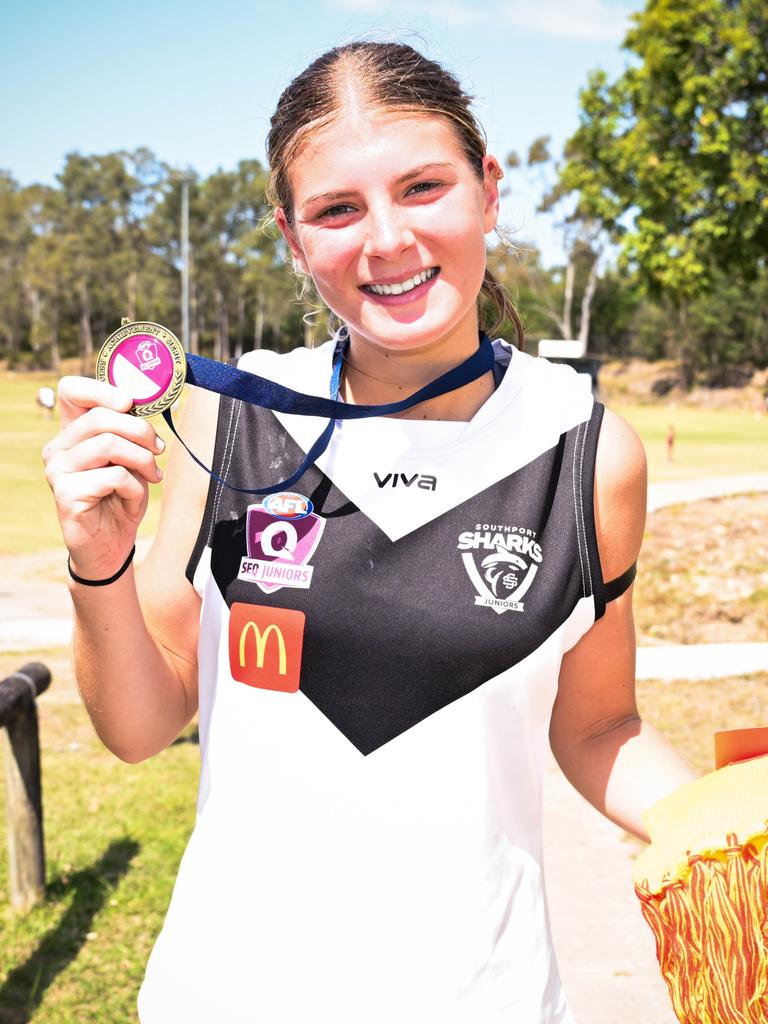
{"left": 42, "top": 376, "right": 165, "bottom": 580}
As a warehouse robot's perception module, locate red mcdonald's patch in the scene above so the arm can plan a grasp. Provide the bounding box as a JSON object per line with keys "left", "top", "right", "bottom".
{"left": 228, "top": 603, "right": 305, "bottom": 693}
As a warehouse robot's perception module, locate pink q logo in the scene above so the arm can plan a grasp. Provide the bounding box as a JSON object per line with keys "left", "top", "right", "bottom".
{"left": 262, "top": 492, "right": 314, "bottom": 521}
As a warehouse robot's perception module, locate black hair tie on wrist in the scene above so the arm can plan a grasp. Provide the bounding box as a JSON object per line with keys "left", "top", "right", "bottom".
{"left": 67, "top": 545, "right": 136, "bottom": 586}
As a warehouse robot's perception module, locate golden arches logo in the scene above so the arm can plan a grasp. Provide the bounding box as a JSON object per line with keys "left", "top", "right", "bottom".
{"left": 239, "top": 621, "right": 287, "bottom": 676}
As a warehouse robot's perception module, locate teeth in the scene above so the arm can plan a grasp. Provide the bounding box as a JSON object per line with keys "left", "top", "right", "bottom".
{"left": 365, "top": 267, "right": 437, "bottom": 296}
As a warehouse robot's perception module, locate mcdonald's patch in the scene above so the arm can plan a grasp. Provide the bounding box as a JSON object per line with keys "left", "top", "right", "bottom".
{"left": 228, "top": 603, "right": 305, "bottom": 693}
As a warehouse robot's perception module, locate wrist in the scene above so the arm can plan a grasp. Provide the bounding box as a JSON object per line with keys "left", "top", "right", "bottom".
{"left": 68, "top": 546, "right": 136, "bottom": 587}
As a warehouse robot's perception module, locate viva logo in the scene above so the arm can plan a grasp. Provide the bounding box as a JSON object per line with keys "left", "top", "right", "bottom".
{"left": 374, "top": 471, "right": 437, "bottom": 491}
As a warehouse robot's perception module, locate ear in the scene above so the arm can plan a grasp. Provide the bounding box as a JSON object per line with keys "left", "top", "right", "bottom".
{"left": 275, "top": 207, "right": 310, "bottom": 274}
{"left": 481, "top": 155, "right": 502, "bottom": 233}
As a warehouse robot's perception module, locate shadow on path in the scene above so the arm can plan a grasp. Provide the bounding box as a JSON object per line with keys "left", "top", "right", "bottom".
{"left": 0, "top": 837, "right": 139, "bottom": 1024}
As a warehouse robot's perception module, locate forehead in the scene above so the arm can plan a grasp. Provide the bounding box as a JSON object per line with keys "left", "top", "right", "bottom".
{"left": 289, "top": 108, "right": 469, "bottom": 200}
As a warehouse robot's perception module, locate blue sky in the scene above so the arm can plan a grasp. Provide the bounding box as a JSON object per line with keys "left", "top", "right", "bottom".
{"left": 2, "top": 0, "right": 639, "bottom": 264}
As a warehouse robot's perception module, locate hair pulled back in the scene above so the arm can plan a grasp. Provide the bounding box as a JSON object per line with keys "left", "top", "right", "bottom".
{"left": 266, "top": 41, "right": 524, "bottom": 346}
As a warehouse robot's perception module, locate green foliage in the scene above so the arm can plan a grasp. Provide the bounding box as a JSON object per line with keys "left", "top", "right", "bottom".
{"left": 559, "top": 0, "right": 768, "bottom": 305}
{"left": 0, "top": 150, "right": 307, "bottom": 370}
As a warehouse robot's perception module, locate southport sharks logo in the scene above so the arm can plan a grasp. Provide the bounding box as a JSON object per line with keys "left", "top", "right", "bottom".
{"left": 457, "top": 523, "right": 543, "bottom": 614}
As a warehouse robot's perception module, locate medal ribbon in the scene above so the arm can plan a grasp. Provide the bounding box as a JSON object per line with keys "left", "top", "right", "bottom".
{"left": 162, "top": 333, "right": 496, "bottom": 496}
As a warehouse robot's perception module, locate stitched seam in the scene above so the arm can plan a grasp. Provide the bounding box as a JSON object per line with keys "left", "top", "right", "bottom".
{"left": 578, "top": 413, "right": 593, "bottom": 597}
{"left": 572, "top": 421, "right": 587, "bottom": 598}
{"left": 208, "top": 398, "right": 237, "bottom": 545}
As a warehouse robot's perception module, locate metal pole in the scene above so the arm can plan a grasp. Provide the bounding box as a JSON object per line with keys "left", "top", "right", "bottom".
{"left": 181, "top": 177, "right": 191, "bottom": 353}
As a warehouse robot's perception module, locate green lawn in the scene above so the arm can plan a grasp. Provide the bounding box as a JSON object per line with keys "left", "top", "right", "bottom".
{"left": 0, "top": 374, "right": 172, "bottom": 556}
{"left": 614, "top": 402, "right": 768, "bottom": 482}
{"left": 0, "top": 703, "right": 198, "bottom": 1023}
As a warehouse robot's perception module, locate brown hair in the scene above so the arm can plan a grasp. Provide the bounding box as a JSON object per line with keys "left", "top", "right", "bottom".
{"left": 266, "top": 41, "right": 524, "bottom": 346}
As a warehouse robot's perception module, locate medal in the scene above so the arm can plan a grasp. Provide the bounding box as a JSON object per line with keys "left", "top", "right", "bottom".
{"left": 95, "top": 318, "right": 497, "bottom": 494}
{"left": 96, "top": 319, "right": 186, "bottom": 418}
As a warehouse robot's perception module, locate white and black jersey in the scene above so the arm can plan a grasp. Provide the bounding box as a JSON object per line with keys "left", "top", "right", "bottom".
{"left": 138, "top": 337, "right": 628, "bottom": 1024}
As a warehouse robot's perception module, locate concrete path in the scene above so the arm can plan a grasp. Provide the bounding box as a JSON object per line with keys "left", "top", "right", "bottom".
{"left": 647, "top": 473, "right": 768, "bottom": 512}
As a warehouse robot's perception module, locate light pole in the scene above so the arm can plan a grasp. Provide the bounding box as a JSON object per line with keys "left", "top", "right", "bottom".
{"left": 180, "top": 174, "right": 193, "bottom": 353}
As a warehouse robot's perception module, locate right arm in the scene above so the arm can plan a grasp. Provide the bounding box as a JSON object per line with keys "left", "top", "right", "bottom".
{"left": 43, "top": 378, "right": 218, "bottom": 762}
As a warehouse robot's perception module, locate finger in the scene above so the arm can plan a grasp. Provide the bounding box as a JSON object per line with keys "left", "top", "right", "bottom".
{"left": 53, "top": 465, "right": 148, "bottom": 511}
{"left": 46, "top": 433, "right": 163, "bottom": 484}
{"left": 57, "top": 376, "right": 134, "bottom": 429}
{"left": 43, "top": 407, "right": 165, "bottom": 462}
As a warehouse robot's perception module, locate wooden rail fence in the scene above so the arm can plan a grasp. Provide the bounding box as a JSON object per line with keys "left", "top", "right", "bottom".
{"left": 0, "top": 661, "right": 51, "bottom": 911}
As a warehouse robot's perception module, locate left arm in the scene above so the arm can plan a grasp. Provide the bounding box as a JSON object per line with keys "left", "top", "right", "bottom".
{"left": 549, "top": 409, "right": 697, "bottom": 841}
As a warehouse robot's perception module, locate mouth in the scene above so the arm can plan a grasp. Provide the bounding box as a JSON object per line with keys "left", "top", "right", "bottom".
{"left": 360, "top": 267, "right": 439, "bottom": 297}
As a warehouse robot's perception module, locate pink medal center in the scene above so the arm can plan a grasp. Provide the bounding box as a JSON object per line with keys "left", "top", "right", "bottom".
{"left": 108, "top": 333, "right": 175, "bottom": 404}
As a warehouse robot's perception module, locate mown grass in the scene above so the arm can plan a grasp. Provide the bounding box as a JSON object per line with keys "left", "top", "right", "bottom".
{"left": 0, "top": 374, "right": 172, "bottom": 556}
{"left": 613, "top": 402, "right": 768, "bottom": 482}
{"left": 0, "top": 702, "right": 198, "bottom": 1023}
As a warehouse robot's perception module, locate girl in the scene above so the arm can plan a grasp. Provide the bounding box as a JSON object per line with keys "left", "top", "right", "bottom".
{"left": 44, "top": 41, "right": 695, "bottom": 1024}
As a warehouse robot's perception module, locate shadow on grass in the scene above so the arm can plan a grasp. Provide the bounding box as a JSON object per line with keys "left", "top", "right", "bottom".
{"left": 0, "top": 837, "right": 139, "bottom": 1024}
{"left": 171, "top": 726, "right": 199, "bottom": 747}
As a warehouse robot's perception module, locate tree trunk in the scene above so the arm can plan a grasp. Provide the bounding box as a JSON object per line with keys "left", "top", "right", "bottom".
{"left": 25, "top": 283, "right": 42, "bottom": 353}
{"left": 577, "top": 258, "right": 599, "bottom": 349}
{"left": 253, "top": 295, "right": 265, "bottom": 351}
{"left": 677, "top": 300, "right": 694, "bottom": 387}
{"left": 78, "top": 278, "right": 94, "bottom": 376}
{"left": 190, "top": 274, "right": 200, "bottom": 356}
{"left": 215, "top": 286, "right": 229, "bottom": 362}
{"left": 49, "top": 302, "right": 61, "bottom": 375}
{"left": 126, "top": 269, "right": 138, "bottom": 322}
{"left": 234, "top": 292, "right": 245, "bottom": 360}
{"left": 561, "top": 260, "right": 575, "bottom": 339}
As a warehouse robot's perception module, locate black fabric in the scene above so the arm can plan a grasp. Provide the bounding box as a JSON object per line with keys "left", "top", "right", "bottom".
{"left": 187, "top": 393, "right": 604, "bottom": 756}
{"left": 604, "top": 561, "right": 637, "bottom": 602}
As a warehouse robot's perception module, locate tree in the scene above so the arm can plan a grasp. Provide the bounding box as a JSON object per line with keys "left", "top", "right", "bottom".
{"left": 558, "top": 0, "right": 768, "bottom": 377}
{"left": 503, "top": 136, "right": 604, "bottom": 347}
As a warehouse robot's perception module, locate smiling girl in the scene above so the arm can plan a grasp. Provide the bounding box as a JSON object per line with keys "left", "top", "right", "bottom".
{"left": 44, "top": 41, "right": 696, "bottom": 1023}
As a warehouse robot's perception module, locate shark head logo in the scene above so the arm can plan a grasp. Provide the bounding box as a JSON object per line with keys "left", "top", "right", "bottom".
{"left": 480, "top": 548, "right": 527, "bottom": 598}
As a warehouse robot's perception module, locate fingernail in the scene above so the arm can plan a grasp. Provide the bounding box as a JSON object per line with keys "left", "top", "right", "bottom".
{"left": 156, "top": 466, "right": 164, "bottom": 480}
{"left": 155, "top": 437, "right": 166, "bottom": 453}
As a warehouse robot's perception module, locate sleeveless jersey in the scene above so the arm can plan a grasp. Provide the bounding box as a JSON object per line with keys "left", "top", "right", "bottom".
{"left": 138, "top": 337, "right": 608, "bottom": 1024}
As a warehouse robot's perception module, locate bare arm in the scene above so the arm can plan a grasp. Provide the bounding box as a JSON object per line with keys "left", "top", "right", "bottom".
{"left": 549, "top": 409, "right": 697, "bottom": 841}
{"left": 44, "top": 379, "right": 218, "bottom": 762}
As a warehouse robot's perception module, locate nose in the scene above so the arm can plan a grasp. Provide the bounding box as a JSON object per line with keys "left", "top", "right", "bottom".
{"left": 362, "top": 200, "right": 415, "bottom": 260}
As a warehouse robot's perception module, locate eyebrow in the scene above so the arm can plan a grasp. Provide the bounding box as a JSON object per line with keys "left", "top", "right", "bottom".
{"left": 300, "top": 162, "right": 455, "bottom": 212}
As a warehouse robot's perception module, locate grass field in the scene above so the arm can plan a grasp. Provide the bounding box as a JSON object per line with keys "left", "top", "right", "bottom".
{"left": 614, "top": 402, "right": 768, "bottom": 482}
{"left": 0, "top": 704, "right": 198, "bottom": 1023}
{"left": 0, "top": 373, "right": 173, "bottom": 557}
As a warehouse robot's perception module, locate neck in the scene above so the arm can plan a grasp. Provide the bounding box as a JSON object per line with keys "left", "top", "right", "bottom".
{"left": 341, "top": 315, "right": 495, "bottom": 422}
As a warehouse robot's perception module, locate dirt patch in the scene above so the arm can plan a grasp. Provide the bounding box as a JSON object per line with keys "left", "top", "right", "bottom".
{"left": 636, "top": 673, "right": 768, "bottom": 775}
{"left": 635, "top": 493, "right": 768, "bottom": 645}
{"left": 600, "top": 358, "right": 768, "bottom": 413}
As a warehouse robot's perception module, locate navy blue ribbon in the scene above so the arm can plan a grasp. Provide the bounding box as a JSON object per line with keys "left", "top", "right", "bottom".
{"left": 163, "top": 334, "right": 495, "bottom": 496}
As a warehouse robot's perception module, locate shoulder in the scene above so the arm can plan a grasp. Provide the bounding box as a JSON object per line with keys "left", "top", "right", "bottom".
{"left": 238, "top": 339, "right": 337, "bottom": 392}
{"left": 593, "top": 407, "right": 647, "bottom": 581}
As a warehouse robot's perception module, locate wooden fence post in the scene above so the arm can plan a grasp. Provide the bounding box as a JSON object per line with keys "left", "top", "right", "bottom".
{"left": 0, "top": 661, "right": 51, "bottom": 911}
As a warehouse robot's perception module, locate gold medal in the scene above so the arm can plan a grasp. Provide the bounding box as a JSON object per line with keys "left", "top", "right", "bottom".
{"left": 96, "top": 319, "right": 186, "bottom": 418}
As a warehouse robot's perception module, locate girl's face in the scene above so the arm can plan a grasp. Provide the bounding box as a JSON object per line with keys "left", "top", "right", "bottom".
{"left": 277, "top": 105, "right": 500, "bottom": 358}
